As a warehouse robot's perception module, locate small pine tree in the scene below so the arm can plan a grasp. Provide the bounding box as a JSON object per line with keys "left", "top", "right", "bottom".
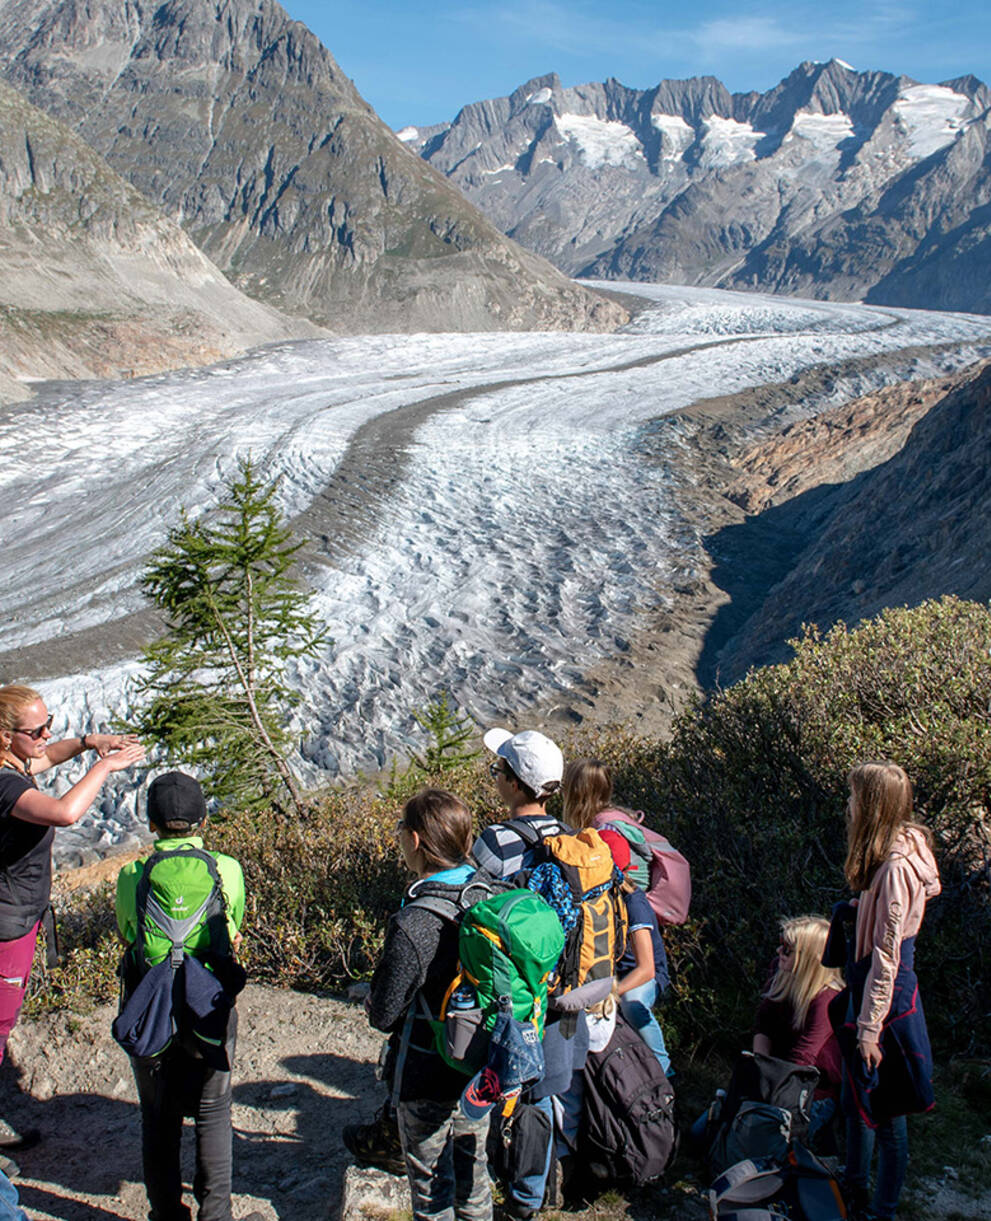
{"left": 410, "top": 692, "right": 480, "bottom": 775}
{"left": 132, "top": 457, "right": 327, "bottom": 816}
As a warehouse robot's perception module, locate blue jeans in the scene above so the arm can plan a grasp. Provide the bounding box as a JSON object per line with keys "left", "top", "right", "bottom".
{"left": 0, "top": 1169, "right": 27, "bottom": 1221}
{"left": 507, "top": 1093, "right": 554, "bottom": 1211}
{"left": 843, "top": 1077, "right": 908, "bottom": 1218}
{"left": 619, "top": 980, "right": 671, "bottom": 1074}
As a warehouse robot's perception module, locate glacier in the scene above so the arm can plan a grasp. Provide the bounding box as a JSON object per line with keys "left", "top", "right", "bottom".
{"left": 3, "top": 283, "right": 991, "bottom": 864}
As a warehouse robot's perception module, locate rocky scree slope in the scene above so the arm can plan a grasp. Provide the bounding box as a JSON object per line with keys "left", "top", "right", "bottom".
{"left": 0, "top": 0, "right": 624, "bottom": 334}
{"left": 404, "top": 60, "right": 991, "bottom": 313}
{"left": 0, "top": 76, "right": 316, "bottom": 402}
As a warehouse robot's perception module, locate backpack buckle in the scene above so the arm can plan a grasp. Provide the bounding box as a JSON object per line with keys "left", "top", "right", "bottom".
{"left": 170, "top": 944, "right": 185, "bottom": 969}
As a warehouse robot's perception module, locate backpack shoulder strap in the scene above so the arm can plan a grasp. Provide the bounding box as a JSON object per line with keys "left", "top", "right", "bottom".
{"left": 134, "top": 847, "right": 229, "bottom": 974}
{"left": 404, "top": 874, "right": 497, "bottom": 924}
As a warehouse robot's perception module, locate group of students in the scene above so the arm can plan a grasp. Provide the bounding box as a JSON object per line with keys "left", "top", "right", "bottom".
{"left": 355, "top": 733, "right": 942, "bottom": 1221}
{"left": 0, "top": 681, "right": 943, "bottom": 1221}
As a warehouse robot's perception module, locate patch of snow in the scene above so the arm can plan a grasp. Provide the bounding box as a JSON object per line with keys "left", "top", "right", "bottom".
{"left": 893, "top": 84, "right": 970, "bottom": 159}
{"left": 832, "top": 58, "right": 855, "bottom": 71}
{"left": 527, "top": 88, "right": 553, "bottom": 105}
{"left": 480, "top": 164, "right": 515, "bottom": 175}
{"left": 395, "top": 127, "right": 418, "bottom": 143}
{"left": 790, "top": 110, "right": 856, "bottom": 153}
{"left": 554, "top": 113, "right": 644, "bottom": 169}
{"left": 697, "top": 116, "right": 763, "bottom": 168}
{"left": 650, "top": 113, "right": 695, "bottom": 160}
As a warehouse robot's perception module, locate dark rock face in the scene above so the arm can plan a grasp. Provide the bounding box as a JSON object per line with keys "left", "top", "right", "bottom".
{"left": 0, "top": 0, "right": 625, "bottom": 333}
{"left": 407, "top": 59, "right": 991, "bottom": 313}
{"left": 706, "top": 362, "right": 991, "bottom": 681}
{"left": 0, "top": 74, "right": 315, "bottom": 399}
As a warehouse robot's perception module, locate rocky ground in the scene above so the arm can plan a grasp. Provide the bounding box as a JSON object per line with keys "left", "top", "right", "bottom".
{"left": 0, "top": 986, "right": 384, "bottom": 1221}
{"left": 1, "top": 986, "right": 987, "bottom": 1221}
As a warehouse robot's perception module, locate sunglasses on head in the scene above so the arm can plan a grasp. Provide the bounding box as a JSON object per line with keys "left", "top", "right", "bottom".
{"left": 14, "top": 714, "right": 53, "bottom": 740}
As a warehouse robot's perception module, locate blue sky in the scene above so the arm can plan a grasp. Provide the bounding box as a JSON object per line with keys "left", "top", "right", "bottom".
{"left": 281, "top": 1, "right": 988, "bottom": 129}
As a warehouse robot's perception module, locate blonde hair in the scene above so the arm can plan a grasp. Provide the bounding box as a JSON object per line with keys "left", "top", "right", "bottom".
{"left": 562, "top": 758, "right": 613, "bottom": 829}
{"left": 844, "top": 761, "right": 931, "bottom": 891}
{"left": 0, "top": 685, "right": 43, "bottom": 753}
{"left": 764, "top": 915, "right": 843, "bottom": 1030}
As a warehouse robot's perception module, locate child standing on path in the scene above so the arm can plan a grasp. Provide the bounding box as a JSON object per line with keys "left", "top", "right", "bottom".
{"left": 473, "top": 728, "right": 586, "bottom": 1220}
{"left": 831, "top": 761, "right": 941, "bottom": 1221}
{"left": 115, "top": 772, "right": 257, "bottom": 1221}
{"left": 366, "top": 788, "right": 491, "bottom": 1221}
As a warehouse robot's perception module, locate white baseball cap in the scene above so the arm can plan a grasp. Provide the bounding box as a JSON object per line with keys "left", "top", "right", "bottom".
{"left": 483, "top": 728, "right": 563, "bottom": 798}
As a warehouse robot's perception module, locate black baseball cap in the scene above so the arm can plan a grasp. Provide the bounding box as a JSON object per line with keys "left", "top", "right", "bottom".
{"left": 147, "top": 771, "right": 207, "bottom": 828}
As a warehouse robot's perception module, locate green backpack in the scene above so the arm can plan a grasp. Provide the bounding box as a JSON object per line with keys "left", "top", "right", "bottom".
{"left": 403, "top": 876, "right": 565, "bottom": 1074}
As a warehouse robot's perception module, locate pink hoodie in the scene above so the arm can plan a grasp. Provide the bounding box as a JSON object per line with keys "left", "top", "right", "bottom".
{"left": 854, "top": 826, "right": 941, "bottom": 1041}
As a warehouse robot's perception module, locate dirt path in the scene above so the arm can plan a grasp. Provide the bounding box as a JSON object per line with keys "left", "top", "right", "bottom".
{"left": 0, "top": 986, "right": 383, "bottom": 1221}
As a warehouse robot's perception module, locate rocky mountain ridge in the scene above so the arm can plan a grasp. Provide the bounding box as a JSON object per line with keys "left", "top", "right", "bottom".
{"left": 402, "top": 60, "right": 991, "bottom": 313}
{"left": 0, "top": 75, "right": 319, "bottom": 402}
{"left": 0, "top": 0, "right": 624, "bottom": 334}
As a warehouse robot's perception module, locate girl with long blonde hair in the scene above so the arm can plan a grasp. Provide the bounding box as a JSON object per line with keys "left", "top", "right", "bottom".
{"left": 837, "top": 762, "right": 940, "bottom": 1221}
{"left": 752, "top": 916, "right": 844, "bottom": 1148}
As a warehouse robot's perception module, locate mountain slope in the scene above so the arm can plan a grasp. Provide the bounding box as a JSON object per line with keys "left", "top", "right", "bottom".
{"left": 711, "top": 361, "right": 991, "bottom": 679}
{"left": 404, "top": 61, "right": 991, "bottom": 312}
{"left": 0, "top": 0, "right": 624, "bottom": 333}
{"left": 0, "top": 76, "right": 318, "bottom": 401}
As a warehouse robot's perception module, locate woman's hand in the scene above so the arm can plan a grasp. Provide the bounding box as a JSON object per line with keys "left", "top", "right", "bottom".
{"left": 859, "top": 1034, "right": 883, "bottom": 1070}
{"left": 90, "top": 732, "right": 142, "bottom": 758}
{"left": 101, "top": 742, "right": 146, "bottom": 771}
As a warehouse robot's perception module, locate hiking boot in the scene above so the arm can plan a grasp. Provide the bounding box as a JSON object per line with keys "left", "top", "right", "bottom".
{"left": 0, "top": 1127, "right": 40, "bottom": 1153}
{"left": 502, "top": 1202, "right": 537, "bottom": 1221}
{"left": 342, "top": 1103, "right": 405, "bottom": 1176}
{"left": 0, "top": 1153, "right": 19, "bottom": 1179}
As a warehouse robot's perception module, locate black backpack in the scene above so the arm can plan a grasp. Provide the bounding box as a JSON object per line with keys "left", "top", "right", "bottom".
{"left": 112, "top": 847, "right": 246, "bottom": 1069}
{"left": 578, "top": 1012, "right": 677, "bottom": 1186}
{"left": 707, "top": 1051, "right": 820, "bottom": 1177}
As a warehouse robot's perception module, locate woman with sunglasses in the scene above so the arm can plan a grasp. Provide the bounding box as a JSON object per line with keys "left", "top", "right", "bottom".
{"left": 0, "top": 684, "right": 144, "bottom": 1070}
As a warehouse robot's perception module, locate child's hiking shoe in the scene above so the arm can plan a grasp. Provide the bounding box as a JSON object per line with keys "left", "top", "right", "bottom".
{"left": 0, "top": 1126, "right": 39, "bottom": 1153}
{"left": 502, "top": 1202, "right": 537, "bottom": 1221}
{"left": 342, "top": 1103, "right": 405, "bottom": 1176}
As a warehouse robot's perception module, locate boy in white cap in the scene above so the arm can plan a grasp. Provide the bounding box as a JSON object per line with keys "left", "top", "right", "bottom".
{"left": 473, "top": 728, "right": 568, "bottom": 879}
{"left": 474, "top": 728, "right": 586, "bottom": 1220}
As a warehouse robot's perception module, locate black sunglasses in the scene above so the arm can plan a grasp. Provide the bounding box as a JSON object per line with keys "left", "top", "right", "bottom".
{"left": 14, "top": 714, "right": 53, "bottom": 741}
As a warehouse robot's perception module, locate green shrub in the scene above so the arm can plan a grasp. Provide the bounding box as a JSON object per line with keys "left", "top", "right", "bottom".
{"left": 28, "top": 598, "right": 991, "bottom": 1067}
{"left": 638, "top": 596, "right": 991, "bottom": 1056}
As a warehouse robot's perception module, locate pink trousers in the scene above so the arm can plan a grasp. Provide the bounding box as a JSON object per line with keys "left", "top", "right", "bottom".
{"left": 0, "top": 922, "right": 39, "bottom": 1064}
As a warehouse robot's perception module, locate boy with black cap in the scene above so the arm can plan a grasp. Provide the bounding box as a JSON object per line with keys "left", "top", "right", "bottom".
{"left": 115, "top": 771, "right": 254, "bottom": 1221}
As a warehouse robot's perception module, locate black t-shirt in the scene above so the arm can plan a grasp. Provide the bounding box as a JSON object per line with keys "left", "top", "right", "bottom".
{"left": 0, "top": 769, "right": 54, "bottom": 940}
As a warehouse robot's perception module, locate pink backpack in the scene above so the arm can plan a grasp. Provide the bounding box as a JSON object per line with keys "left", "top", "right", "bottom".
{"left": 592, "top": 808, "right": 691, "bottom": 926}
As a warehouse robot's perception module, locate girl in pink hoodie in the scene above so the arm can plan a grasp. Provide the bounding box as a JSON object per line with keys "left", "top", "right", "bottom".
{"left": 834, "top": 761, "right": 941, "bottom": 1221}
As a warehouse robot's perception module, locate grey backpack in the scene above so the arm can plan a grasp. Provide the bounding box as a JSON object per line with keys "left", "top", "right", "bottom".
{"left": 707, "top": 1051, "right": 819, "bottom": 1177}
